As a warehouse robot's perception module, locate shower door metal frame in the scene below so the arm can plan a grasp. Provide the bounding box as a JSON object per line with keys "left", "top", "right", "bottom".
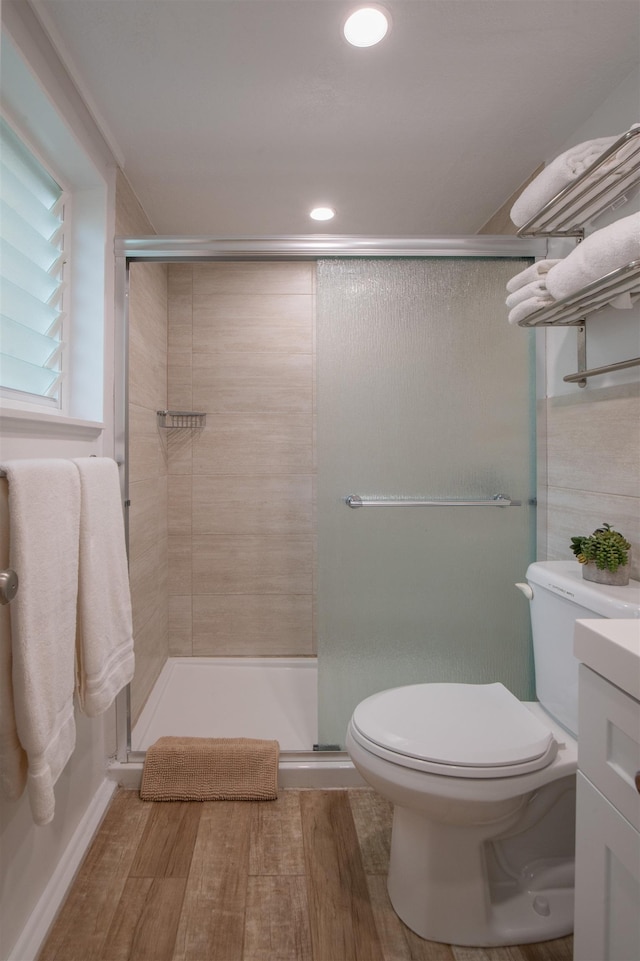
{"left": 113, "top": 233, "right": 547, "bottom": 763}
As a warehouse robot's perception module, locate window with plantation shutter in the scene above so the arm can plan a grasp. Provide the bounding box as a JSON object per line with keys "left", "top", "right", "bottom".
{"left": 0, "top": 116, "right": 67, "bottom": 406}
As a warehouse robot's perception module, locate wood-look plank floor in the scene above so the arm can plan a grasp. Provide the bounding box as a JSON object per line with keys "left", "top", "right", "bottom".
{"left": 38, "top": 789, "right": 574, "bottom": 961}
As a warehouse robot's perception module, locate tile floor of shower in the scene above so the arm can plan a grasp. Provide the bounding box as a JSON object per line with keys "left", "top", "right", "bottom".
{"left": 132, "top": 657, "right": 318, "bottom": 752}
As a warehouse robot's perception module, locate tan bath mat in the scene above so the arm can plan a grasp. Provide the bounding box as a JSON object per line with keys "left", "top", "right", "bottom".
{"left": 140, "top": 736, "right": 279, "bottom": 801}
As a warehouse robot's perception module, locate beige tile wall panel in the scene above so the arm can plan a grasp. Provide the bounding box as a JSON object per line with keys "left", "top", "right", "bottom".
{"left": 169, "top": 534, "right": 193, "bottom": 595}
{"left": 166, "top": 261, "right": 316, "bottom": 659}
{"left": 193, "top": 414, "right": 313, "bottom": 475}
{"left": 169, "top": 348, "right": 193, "bottom": 370}
{"left": 547, "top": 487, "right": 640, "bottom": 581}
{"left": 129, "top": 336, "right": 167, "bottom": 411}
{"left": 169, "top": 596, "right": 193, "bottom": 657}
{"left": 156, "top": 474, "right": 169, "bottom": 547}
{"left": 130, "top": 542, "right": 166, "bottom": 639}
{"left": 191, "top": 475, "right": 313, "bottom": 535}
{"left": 193, "top": 261, "right": 314, "bottom": 296}
{"left": 168, "top": 265, "right": 194, "bottom": 323}
{"left": 129, "top": 478, "right": 163, "bottom": 562}
{"left": 129, "top": 263, "right": 169, "bottom": 352}
{"left": 167, "top": 366, "right": 194, "bottom": 412}
{"left": 192, "top": 595, "right": 314, "bottom": 657}
{"left": 168, "top": 476, "right": 192, "bottom": 536}
{"left": 193, "top": 353, "right": 312, "bottom": 414}
{"left": 130, "top": 604, "right": 170, "bottom": 724}
{"left": 192, "top": 534, "right": 312, "bottom": 595}
{"left": 167, "top": 430, "right": 194, "bottom": 475}
{"left": 547, "top": 385, "right": 640, "bottom": 498}
{"left": 193, "top": 294, "right": 314, "bottom": 354}
{"left": 129, "top": 405, "right": 167, "bottom": 485}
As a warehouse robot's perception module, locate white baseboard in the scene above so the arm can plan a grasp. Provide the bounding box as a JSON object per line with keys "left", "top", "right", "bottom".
{"left": 8, "top": 778, "right": 117, "bottom": 961}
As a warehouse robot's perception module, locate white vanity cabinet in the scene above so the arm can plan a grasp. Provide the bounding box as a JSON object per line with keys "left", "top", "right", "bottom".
{"left": 573, "top": 620, "right": 640, "bottom": 961}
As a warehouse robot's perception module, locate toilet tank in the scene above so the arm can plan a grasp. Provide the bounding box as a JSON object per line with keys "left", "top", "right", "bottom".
{"left": 525, "top": 560, "right": 640, "bottom": 737}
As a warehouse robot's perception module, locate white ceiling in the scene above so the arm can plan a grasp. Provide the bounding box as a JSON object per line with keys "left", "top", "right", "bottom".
{"left": 32, "top": 0, "right": 640, "bottom": 236}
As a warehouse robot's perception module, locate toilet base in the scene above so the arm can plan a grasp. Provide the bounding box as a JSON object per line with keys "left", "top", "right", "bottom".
{"left": 387, "top": 804, "right": 574, "bottom": 946}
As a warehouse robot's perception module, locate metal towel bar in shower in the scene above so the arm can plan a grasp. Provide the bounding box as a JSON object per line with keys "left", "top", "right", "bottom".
{"left": 345, "top": 493, "right": 519, "bottom": 508}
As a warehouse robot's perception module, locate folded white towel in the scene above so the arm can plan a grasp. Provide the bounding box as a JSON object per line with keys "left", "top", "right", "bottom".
{"left": 545, "top": 212, "right": 640, "bottom": 302}
{"left": 73, "top": 458, "right": 134, "bottom": 718}
{"left": 510, "top": 136, "right": 619, "bottom": 227}
{"left": 0, "top": 476, "right": 28, "bottom": 801}
{"left": 0, "top": 460, "right": 79, "bottom": 825}
{"left": 506, "top": 259, "right": 561, "bottom": 293}
{"left": 508, "top": 297, "right": 554, "bottom": 326}
{"left": 506, "top": 279, "right": 553, "bottom": 310}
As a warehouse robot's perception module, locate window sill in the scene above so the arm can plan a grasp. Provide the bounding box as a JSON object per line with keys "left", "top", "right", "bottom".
{"left": 0, "top": 404, "right": 104, "bottom": 438}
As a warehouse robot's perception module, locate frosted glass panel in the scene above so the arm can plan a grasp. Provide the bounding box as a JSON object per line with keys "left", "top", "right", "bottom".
{"left": 316, "top": 258, "right": 535, "bottom": 748}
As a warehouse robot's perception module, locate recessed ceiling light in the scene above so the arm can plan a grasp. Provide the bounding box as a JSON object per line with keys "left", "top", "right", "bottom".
{"left": 310, "top": 206, "right": 336, "bottom": 221}
{"left": 343, "top": 6, "right": 390, "bottom": 47}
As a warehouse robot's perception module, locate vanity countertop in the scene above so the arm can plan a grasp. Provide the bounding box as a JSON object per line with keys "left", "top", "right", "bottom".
{"left": 574, "top": 618, "right": 640, "bottom": 701}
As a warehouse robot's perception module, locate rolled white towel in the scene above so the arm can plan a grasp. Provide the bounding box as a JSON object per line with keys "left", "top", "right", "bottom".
{"left": 506, "top": 279, "right": 553, "bottom": 310}
{"left": 511, "top": 136, "right": 619, "bottom": 227}
{"left": 508, "top": 297, "right": 555, "bottom": 326}
{"left": 506, "top": 259, "right": 561, "bottom": 293}
{"left": 545, "top": 212, "right": 640, "bottom": 302}
{"left": 506, "top": 259, "right": 560, "bottom": 293}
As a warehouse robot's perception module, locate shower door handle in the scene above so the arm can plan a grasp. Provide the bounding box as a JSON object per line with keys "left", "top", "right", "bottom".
{"left": 345, "top": 493, "right": 519, "bottom": 508}
{"left": 0, "top": 569, "right": 18, "bottom": 605}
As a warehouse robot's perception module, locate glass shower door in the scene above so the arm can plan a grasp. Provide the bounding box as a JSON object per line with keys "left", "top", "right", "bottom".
{"left": 316, "top": 257, "right": 536, "bottom": 748}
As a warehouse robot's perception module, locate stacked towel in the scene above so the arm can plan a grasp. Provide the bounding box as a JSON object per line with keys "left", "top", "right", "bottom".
{"left": 505, "top": 259, "right": 561, "bottom": 293}
{"left": 545, "top": 212, "right": 640, "bottom": 302}
{"left": 0, "top": 460, "right": 80, "bottom": 825}
{"left": 507, "top": 296, "right": 555, "bottom": 326}
{"left": 505, "top": 259, "right": 557, "bottom": 324}
{"left": 510, "top": 135, "right": 620, "bottom": 227}
{"left": 73, "top": 458, "right": 134, "bottom": 718}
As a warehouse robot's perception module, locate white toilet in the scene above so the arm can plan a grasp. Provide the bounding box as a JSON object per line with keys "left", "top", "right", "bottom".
{"left": 346, "top": 560, "right": 640, "bottom": 947}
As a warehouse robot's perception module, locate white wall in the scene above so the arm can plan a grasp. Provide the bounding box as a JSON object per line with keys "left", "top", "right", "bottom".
{"left": 0, "top": 4, "right": 120, "bottom": 959}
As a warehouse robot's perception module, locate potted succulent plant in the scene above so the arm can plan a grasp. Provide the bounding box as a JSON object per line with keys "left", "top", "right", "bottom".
{"left": 570, "top": 523, "right": 632, "bottom": 586}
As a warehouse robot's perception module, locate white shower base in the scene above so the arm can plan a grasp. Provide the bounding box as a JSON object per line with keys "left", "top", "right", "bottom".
{"left": 132, "top": 656, "right": 319, "bottom": 752}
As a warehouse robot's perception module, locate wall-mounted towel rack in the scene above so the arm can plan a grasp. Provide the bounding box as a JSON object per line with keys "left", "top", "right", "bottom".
{"left": 345, "top": 494, "right": 518, "bottom": 508}
{"left": 517, "top": 126, "right": 640, "bottom": 237}
{"left": 517, "top": 261, "right": 640, "bottom": 386}
{"left": 517, "top": 261, "right": 640, "bottom": 328}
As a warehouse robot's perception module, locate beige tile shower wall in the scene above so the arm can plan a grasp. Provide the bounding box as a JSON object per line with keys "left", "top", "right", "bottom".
{"left": 116, "top": 172, "right": 169, "bottom": 724}
{"left": 544, "top": 383, "right": 640, "bottom": 581}
{"left": 167, "top": 262, "right": 316, "bottom": 657}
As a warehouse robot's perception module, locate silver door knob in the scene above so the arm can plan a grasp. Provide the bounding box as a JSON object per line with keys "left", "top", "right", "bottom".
{"left": 0, "top": 569, "right": 19, "bottom": 605}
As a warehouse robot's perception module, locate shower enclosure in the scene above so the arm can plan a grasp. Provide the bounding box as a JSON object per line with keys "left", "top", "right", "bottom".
{"left": 114, "top": 236, "right": 546, "bottom": 764}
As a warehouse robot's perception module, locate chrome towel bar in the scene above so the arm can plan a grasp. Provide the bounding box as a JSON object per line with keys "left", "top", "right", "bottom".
{"left": 345, "top": 493, "right": 518, "bottom": 508}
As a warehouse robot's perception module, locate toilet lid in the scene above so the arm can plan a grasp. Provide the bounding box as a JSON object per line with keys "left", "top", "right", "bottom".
{"left": 351, "top": 682, "right": 557, "bottom": 776}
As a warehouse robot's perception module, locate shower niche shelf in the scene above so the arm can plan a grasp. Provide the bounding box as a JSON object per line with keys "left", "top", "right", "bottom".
{"left": 516, "top": 125, "right": 640, "bottom": 237}
{"left": 157, "top": 409, "right": 206, "bottom": 429}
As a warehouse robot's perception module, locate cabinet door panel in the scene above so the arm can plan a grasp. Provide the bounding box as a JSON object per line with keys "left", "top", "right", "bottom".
{"left": 578, "top": 665, "right": 640, "bottom": 831}
{"left": 574, "top": 772, "right": 640, "bottom": 961}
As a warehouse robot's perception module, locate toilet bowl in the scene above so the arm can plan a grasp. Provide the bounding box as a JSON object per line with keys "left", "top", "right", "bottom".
{"left": 345, "top": 561, "right": 640, "bottom": 947}
{"left": 346, "top": 684, "right": 577, "bottom": 946}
